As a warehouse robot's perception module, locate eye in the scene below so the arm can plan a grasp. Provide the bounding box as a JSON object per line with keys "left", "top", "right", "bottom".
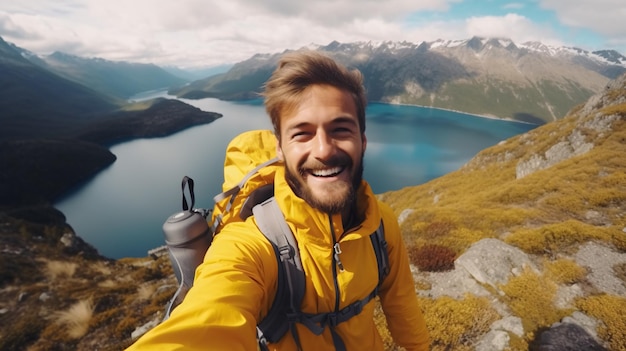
{"left": 291, "top": 130, "right": 311, "bottom": 141}
{"left": 333, "top": 125, "right": 357, "bottom": 137}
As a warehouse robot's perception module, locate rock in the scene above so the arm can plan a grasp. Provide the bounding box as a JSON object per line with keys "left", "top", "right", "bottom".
{"left": 420, "top": 269, "right": 490, "bottom": 298}
{"left": 516, "top": 130, "right": 593, "bottom": 179}
{"left": 455, "top": 238, "right": 537, "bottom": 290}
{"left": 553, "top": 284, "right": 583, "bottom": 309}
{"left": 475, "top": 330, "right": 510, "bottom": 351}
{"left": 530, "top": 323, "right": 607, "bottom": 351}
{"left": 491, "top": 316, "right": 524, "bottom": 337}
{"left": 397, "top": 209, "right": 414, "bottom": 224}
{"left": 60, "top": 231, "right": 77, "bottom": 247}
{"left": 131, "top": 318, "right": 160, "bottom": 340}
{"left": 561, "top": 311, "right": 600, "bottom": 340}
{"left": 39, "top": 292, "right": 52, "bottom": 302}
{"left": 574, "top": 242, "right": 626, "bottom": 296}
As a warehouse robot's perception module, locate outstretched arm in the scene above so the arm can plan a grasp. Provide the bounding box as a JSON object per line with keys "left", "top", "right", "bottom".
{"left": 126, "top": 222, "right": 278, "bottom": 351}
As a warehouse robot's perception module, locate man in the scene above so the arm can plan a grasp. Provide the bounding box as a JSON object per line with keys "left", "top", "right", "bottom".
{"left": 126, "top": 51, "right": 430, "bottom": 350}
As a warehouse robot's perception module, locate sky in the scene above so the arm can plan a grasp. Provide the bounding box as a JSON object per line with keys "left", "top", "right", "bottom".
{"left": 1, "top": 0, "right": 625, "bottom": 69}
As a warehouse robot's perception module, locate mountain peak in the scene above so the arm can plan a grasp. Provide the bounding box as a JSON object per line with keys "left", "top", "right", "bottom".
{"left": 592, "top": 49, "right": 626, "bottom": 65}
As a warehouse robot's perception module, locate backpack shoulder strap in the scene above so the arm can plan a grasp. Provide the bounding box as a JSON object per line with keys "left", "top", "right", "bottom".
{"left": 370, "top": 220, "right": 389, "bottom": 284}
{"left": 252, "top": 197, "right": 306, "bottom": 348}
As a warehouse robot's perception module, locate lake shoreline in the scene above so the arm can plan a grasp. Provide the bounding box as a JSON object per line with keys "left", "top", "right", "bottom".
{"left": 373, "top": 100, "right": 540, "bottom": 125}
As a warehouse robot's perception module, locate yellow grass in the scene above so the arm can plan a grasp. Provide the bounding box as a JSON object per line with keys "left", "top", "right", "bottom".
{"left": 98, "top": 279, "right": 118, "bottom": 288}
{"left": 44, "top": 260, "right": 77, "bottom": 280}
{"left": 54, "top": 299, "right": 94, "bottom": 339}
{"left": 137, "top": 284, "right": 157, "bottom": 301}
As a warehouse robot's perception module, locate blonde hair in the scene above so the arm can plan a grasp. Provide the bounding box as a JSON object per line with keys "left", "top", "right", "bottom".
{"left": 262, "top": 51, "right": 367, "bottom": 138}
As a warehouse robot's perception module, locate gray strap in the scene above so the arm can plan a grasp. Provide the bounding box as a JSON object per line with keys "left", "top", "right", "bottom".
{"left": 211, "top": 157, "right": 279, "bottom": 232}
{"left": 213, "top": 157, "right": 280, "bottom": 205}
{"left": 253, "top": 197, "right": 306, "bottom": 350}
{"left": 252, "top": 197, "right": 304, "bottom": 291}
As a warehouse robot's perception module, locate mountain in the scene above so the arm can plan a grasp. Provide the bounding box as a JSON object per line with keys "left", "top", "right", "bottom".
{"left": 170, "top": 52, "right": 279, "bottom": 100}
{"left": 171, "top": 37, "right": 626, "bottom": 124}
{"left": 162, "top": 64, "right": 233, "bottom": 81}
{"left": 0, "top": 37, "right": 222, "bottom": 208}
{"left": 0, "top": 37, "right": 120, "bottom": 140}
{"left": 1, "top": 71, "right": 623, "bottom": 350}
{"left": 24, "top": 51, "right": 189, "bottom": 99}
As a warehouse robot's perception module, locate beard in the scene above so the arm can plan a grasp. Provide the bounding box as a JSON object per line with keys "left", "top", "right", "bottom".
{"left": 283, "top": 152, "right": 364, "bottom": 214}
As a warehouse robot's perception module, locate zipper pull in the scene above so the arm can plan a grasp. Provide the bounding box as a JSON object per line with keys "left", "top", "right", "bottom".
{"left": 334, "top": 243, "right": 345, "bottom": 272}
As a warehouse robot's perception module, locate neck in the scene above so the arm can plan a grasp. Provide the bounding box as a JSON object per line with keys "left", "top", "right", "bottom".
{"left": 341, "top": 201, "right": 358, "bottom": 229}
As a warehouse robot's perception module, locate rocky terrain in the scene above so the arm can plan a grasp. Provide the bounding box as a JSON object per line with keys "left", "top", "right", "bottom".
{"left": 1, "top": 76, "right": 624, "bottom": 350}
{"left": 381, "top": 73, "right": 626, "bottom": 350}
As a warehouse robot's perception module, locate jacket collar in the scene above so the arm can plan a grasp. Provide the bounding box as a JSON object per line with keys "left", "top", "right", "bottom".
{"left": 272, "top": 166, "right": 382, "bottom": 246}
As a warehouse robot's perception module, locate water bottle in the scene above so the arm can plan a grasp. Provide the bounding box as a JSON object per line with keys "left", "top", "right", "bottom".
{"left": 161, "top": 176, "right": 212, "bottom": 318}
{"left": 162, "top": 210, "right": 212, "bottom": 290}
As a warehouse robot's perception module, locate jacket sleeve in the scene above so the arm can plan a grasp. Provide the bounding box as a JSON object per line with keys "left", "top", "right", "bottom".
{"left": 377, "top": 202, "right": 430, "bottom": 351}
{"left": 125, "top": 221, "right": 278, "bottom": 351}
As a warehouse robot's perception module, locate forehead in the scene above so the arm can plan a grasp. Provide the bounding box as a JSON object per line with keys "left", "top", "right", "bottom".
{"left": 279, "top": 85, "right": 358, "bottom": 129}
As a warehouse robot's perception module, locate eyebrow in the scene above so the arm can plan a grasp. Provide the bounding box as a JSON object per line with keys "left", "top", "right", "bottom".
{"left": 285, "top": 116, "right": 358, "bottom": 134}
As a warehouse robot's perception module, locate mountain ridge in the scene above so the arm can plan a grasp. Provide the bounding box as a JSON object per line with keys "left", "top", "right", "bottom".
{"left": 172, "top": 36, "right": 625, "bottom": 124}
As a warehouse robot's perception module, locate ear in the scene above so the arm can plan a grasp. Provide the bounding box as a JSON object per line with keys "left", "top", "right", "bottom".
{"left": 276, "top": 138, "right": 284, "bottom": 161}
{"left": 361, "top": 133, "right": 367, "bottom": 153}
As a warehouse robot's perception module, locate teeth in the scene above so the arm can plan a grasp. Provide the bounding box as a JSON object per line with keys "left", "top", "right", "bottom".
{"left": 311, "top": 167, "right": 343, "bottom": 177}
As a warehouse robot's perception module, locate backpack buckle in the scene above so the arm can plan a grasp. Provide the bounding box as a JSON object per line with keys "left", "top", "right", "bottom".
{"left": 326, "top": 313, "right": 339, "bottom": 327}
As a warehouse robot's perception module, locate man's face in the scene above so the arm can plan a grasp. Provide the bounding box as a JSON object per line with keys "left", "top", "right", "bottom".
{"left": 276, "top": 84, "right": 366, "bottom": 214}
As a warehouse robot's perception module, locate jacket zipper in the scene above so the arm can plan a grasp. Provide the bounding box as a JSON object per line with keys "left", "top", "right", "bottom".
{"left": 329, "top": 215, "right": 342, "bottom": 312}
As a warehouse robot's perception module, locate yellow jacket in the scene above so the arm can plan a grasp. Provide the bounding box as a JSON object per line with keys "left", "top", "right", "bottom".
{"left": 127, "top": 133, "right": 429, "bottom": 351}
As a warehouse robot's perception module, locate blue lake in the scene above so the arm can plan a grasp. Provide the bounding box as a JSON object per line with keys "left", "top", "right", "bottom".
{"left": 55, "top": 93, "right": 536, "bottom": 258}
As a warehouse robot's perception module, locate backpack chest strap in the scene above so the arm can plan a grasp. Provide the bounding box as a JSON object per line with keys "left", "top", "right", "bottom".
{"left": 296, "top": 286, "right": 379, "bottom": 333}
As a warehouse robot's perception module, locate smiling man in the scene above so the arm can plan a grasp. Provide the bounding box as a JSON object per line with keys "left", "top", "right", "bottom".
{"left": 127, "top": 51, "right": 430, "bottom": 351}
{"left": 277, "top": 84, "right": 365, "bottom": 219}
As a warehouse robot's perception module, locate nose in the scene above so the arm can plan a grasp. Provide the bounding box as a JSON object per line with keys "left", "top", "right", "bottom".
{"left": 311, "top": 130, "right": 336, "bottom": 160}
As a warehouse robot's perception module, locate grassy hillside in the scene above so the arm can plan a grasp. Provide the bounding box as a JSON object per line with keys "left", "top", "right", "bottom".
{"left": 378, "top": 74, "right": 626, "bottom": 350}
{"left": 381, "top": 81, "right": 625, "bottom": 256}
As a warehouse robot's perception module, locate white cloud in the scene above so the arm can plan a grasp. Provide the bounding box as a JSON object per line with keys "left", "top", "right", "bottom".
{"left": 464, "top": 13, "right": 563, "bottom": 46}
{"left": 0, "top": 0, "right": 460, "bottom": 67}
{"left": 539, "top": 0, "right": 626, "bottom": 48}
{"left": 0, "top": 0, "right": 624, "bottom": 69}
